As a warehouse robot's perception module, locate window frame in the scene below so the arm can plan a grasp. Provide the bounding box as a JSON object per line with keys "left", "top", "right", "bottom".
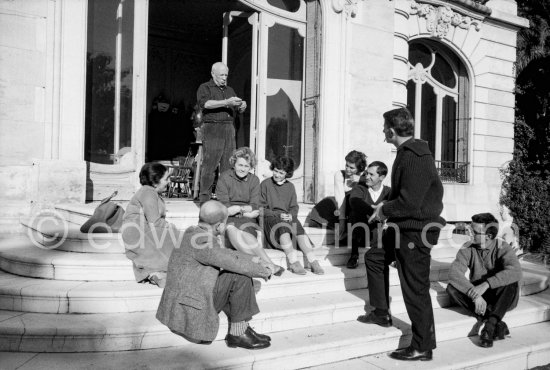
{"left": 407, "top": 39, "right": 471, "bottom": 183}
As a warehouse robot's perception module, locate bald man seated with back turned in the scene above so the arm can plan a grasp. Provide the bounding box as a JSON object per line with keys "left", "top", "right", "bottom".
{"left": 156, "top": 200, "right": 273, "bottom": 349}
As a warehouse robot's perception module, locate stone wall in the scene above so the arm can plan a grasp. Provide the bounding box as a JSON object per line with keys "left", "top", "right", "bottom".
{"left": 322, "top": 0, "right": 527, "bottom": 222}
{"left": 0, "top": 0, "right": 86, "bottom": 232}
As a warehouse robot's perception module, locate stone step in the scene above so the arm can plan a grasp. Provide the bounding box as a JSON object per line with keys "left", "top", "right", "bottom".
{"left": 0, "top": 271, "right": 161, "bottom": 314}
{"left": 1, "top": 287, "right": 547, "bottom": 358}
{"left": 0, "top": 258, "right": 448, "bottom": 313}
{"left": 19, "top": 214, "right": 464, "bottom": 260}
{"left": 0, "top": 245, "right": 370, "bottom": 282}
{"left": 309, "top": 321, "right": 550, "bottom": 370}
{"left": 0, "top": 246, "right": 135, "bottom": 281}
{"left": 0, "top": 285, "right": 445, "bottom": 353}
{"left": 55, "top": 201, "right": 315, "bottom": 229}
{"left": 0, "top": 243, "right": 450, "bottom": 287}
{"left": 21, "top": 216, "right": 125, "bottom": 254}
{"left": 1, "top": 263, "right": 544, "bottom": 315}
{"left": 5, "top": 321, "right": 549, "bottom": 370}
{"left": 21, "top": 215, "right": 336, "bottom": 254}
{"left": 51, "top": 202, "right": 465, "bottom": 255}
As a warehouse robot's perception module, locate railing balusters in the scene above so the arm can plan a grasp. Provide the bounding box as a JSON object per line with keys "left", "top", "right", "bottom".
{"left": 435, "top": 160, "right": 469, "bottom": 183}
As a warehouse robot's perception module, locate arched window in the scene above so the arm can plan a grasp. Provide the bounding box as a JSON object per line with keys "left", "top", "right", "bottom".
{"left": 407, "top": 40, "right": 469, "bottom": 183}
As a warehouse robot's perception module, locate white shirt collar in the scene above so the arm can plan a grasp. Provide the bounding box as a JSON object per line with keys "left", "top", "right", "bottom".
{"left": 368, "top": 186, "right": 383, "bottom": 202}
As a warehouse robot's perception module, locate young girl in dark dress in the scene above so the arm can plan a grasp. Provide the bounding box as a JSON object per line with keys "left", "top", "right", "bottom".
{"left": 260, "top": 156, "right": 324, "bottom": 275}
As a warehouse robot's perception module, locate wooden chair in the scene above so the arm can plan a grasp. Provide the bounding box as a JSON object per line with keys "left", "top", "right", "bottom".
{"left": 167, "top": 151, "right": 195, "bottom": 198}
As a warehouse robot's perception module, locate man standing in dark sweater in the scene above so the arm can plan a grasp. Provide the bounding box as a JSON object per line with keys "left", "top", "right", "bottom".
{"left": 359, "top": 108, "right": 445, "bottom": 361}
{"left": 196, "top": 62, "right": 247, "bottom": 203}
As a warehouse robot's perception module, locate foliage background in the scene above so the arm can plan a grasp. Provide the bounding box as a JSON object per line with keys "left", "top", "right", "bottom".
{"left": 500, "top": 0, "right": 550, "bottom": 253}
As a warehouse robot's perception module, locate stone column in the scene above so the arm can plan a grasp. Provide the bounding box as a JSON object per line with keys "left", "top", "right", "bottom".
{"left": 393, "top": 0, "right": 410, "bottom": 108}
{"left": 33, "top": 0, "right": 87, "bottom": 211}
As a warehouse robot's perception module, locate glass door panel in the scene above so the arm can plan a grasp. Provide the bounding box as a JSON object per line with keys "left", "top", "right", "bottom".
{"left": 85, "top": 0, "right": 134, "bottom": 164}
{"left": 257, "top": 14, "right": 305, "bottom": 177}
{"left": 223, "top": 12, "right": 258, "bottom": 151}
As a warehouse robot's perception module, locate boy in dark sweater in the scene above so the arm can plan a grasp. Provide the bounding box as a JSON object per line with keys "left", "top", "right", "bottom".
{"left": 260, "top": 156, "right": 324, "bottom": 275}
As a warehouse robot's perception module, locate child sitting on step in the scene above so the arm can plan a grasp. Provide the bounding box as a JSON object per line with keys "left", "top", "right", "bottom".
{"left": 260, "top": 156, "right": 324, "bottom": 275}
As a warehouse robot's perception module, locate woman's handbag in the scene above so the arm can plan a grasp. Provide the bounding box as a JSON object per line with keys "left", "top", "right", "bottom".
{"left": 80, "top": 191, "right": 125, "bottom": 233}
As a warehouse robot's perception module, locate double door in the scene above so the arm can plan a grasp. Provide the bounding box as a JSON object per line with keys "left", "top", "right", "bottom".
{"left": 222, "top": 11, "right": 305, "bottom": 194}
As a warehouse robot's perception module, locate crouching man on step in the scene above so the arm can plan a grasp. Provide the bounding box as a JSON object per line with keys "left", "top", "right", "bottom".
{"left": 156, "top": 200, "right": 273, "bottom": 349}
{"left": 447, "top": 212, "right": 522, "bottom": 348}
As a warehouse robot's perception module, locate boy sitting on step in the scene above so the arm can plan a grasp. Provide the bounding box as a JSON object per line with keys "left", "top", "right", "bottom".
{"left": 260, "top": 156, "right": 324, "bottom": 275}
{"left": 447, "top": 212, "right": 522, "bottom": 348}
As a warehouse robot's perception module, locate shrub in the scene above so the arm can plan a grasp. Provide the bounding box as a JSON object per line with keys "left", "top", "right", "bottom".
{"left": 500, "top": 120, "right": 550, "bottom": 252}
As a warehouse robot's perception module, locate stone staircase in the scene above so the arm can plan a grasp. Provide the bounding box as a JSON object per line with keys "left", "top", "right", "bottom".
{"left": 0, "top": 201, "right": 549, "bottom": 369}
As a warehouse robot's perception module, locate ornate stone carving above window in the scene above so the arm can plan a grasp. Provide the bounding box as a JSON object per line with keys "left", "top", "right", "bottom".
{"left": 410, "top": 1, "right": 483, "bottom": 38}
{"left": 332, "top": 0, "right": 364, "bottom": 18}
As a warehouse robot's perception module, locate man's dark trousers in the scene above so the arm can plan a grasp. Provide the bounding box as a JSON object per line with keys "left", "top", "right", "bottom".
{"left": 446, "top": 283, "right": 519, "bottom": 321}
{"left": 365, "top": 226, "right": 437, "bottom": 351}
{"left": 199, "top": 122, "right": 236, "bottom": 203}
{"left": 213, "top": 270, "right": 259, "bottom": 322}
{"left": 349, "top": 201, "right": 379, "bottom": 255}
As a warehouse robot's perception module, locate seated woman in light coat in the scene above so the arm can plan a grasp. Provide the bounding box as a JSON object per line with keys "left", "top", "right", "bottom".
{"left": 122, "top": 162, "right": 180, "bottom": 288}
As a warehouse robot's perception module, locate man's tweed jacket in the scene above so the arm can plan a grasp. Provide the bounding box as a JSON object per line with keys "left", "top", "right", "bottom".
{"left": 156, "top": 225, "right": 270, "bottom": 342}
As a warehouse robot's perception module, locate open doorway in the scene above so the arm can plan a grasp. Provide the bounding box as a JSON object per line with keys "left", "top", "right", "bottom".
{"left": 145, "top": 0, "right": 314, "bottom": 202}
{"left": 146, "top": 0, "right": 252, "bottom": 162}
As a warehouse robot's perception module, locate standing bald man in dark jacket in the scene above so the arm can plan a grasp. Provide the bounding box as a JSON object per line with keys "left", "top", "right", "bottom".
{"left": 358, "top": 108, "right": 445, "bottom": 361}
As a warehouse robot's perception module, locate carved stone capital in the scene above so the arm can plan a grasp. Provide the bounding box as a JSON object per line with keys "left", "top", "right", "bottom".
{"left": 332, "top": 0, "right": 364, "bottom": 18}
{"left": 410, "top": 0, "right": 482, "bottom": 38}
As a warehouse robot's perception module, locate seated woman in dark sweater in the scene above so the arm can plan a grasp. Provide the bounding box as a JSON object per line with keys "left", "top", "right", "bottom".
{"left": 216, "top": 147, "right": 284, "bottom": 276}
{"left": 122, "top": 162, "right": 180, "bottom": 288}
{"left": 260, "top": 156, "right": 324, "bottom": 275}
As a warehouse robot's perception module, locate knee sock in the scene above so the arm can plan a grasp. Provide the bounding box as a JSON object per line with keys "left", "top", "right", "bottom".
{"left": 282, "top": 244, "right": 298, "bottom": 263}
{"left": 229, "top": 321, "right": 248, "bottom": 336}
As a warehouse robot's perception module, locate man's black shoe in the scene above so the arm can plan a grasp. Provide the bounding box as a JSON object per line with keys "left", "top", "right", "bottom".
{"left": 357, "top": 312, "right": 392, "bottom": 327}
{"left": 346, "top": 254, "right": 359, "bottom": 269}
{"left": 494, "top": 321, "right": 510, "bottom": 340}
{"left": 225, "top": 330, "right": 270, "bottom": 349}
{"left": 246, "top": 326, "right": 271, "bottom": 342}
{"left": 479, "top": 323, "right": 495, "bottom": 348}
{"left": 389, "top": 346, "right": 433, "bottom": 361}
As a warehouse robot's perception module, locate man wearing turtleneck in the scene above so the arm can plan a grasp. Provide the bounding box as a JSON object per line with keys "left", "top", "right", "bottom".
{"left": 361, "top": 107, "right": 445, "bottom": 362}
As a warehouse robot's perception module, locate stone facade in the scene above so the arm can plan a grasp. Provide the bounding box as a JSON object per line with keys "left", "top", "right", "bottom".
{"left": 0, "top": 0, "right": 527, "bottom": 231}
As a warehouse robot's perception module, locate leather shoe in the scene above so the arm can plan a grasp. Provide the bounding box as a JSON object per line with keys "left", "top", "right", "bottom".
{"left": 479, "top": 323, "right": 495, "bottom": 348}
{"left": 389, "top": 346, "right": 433, "bottom": 361}
{"left": 273, "top": 264, "right": 285, "bottom": 276}
{"left": 246, "top": 326, "right": 271, "bottom": 342}
{"left": 225, "top": 330, "right": 270, "bottom": 350}
{"left": 346, "top": 254, "right": 359, "bottom": 269}
{"left": 357, "top": 312, "right": 392, "bottom": 327}
{"left": 494, "top": 321, "right": 510, "bottom": 340}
